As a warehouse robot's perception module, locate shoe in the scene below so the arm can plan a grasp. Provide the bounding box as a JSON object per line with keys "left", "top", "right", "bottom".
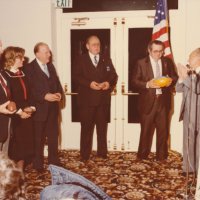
{"left": 49, "top": 162, "right": 63, "bottom": 167}
{"left": 181, "top": 172, "right": 195, "bottom": 177}
{"left": 33, "top": 167, "right": 45, "bottom": 173}
{"left": 156, "top": 157, "right": 167, "bottom": 164}
{"left": 97, "top": 154, "right": 107, "bottom": 159}
{"left": 156, "top": 158, "right": 168, "bottom": 164}
{"left": 80, "top": 156, "right": 89, "bottom": 162}
{"left": 137, "top": 156, "right": 148, "bottom": 161}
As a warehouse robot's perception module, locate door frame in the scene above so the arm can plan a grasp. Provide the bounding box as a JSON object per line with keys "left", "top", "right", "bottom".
{"left": 53, "top": 9, "right": 157, "bottom": 151}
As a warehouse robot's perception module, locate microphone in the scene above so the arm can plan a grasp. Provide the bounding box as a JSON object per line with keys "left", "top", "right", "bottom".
{"left": 186, "top": 64, "right": 196, "bottom": 75}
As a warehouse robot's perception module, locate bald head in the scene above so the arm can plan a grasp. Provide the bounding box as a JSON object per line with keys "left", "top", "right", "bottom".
{"left": 86, "top": 35, "right": 100, "bottom": 55}
{"left": 34, "top": 42, "right": 51, "bottom": 64}
{"left": 189, "top": 48, "right": 200, "bottom": 69}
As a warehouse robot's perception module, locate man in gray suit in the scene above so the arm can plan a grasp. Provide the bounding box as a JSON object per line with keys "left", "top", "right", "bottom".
{"left": 176, "top": 48, "right": 200, "bottom": 173}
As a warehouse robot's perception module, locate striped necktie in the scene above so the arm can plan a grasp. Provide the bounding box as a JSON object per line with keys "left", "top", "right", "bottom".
{"left": 155, "top": 61, "right": 161, "bottom": 78}
{"left": 94, "top": 55, "right": 98, "bottom": 66}
{"left": 42, "top": 64, "right": 50, "bottom": 77}
{"left": 155, "top": 62, "right": 162, "bottom": 94}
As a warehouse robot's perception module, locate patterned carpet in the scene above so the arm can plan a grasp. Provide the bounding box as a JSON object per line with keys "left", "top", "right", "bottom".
{"left": 24, "top": 150, "right": 196, "bottom": 200}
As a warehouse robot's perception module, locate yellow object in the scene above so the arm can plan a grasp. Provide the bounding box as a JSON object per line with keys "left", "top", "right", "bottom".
{"left": 153, "top": 76, "right": 172, "bottom": 87}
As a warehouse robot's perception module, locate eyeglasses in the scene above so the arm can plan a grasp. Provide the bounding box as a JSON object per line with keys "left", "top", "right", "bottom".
{"left": 151, "top": 50, "right": 164, "bottom": 53}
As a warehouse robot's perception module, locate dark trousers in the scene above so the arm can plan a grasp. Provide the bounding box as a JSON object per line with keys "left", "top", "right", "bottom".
{"left": 79, "top": 105, "right": 109, "bottom": 159}
{"left": 33, "top": 107, "right": 59, "bottom": 169}
{"left": 138, "top": 96, "right": 168, "bottom": 160}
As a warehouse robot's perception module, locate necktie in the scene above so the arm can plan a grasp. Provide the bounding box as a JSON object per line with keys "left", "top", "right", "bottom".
{"left": 94, "top": 55, "right": 98, "bottom": 66}
{"left": 155, "top": 61, "right": 161, "bottom": 78}
{"left": 0, "top": 74, "right": 10, "bottom": 99}
{"left": 15, "top": 71, "right": 27, "bottom": 100}
{"left": 42, "top": 64, "right": 50, "bottom": 77}
{"left": 155, "top": 62, "right": 162, "bottom": 94}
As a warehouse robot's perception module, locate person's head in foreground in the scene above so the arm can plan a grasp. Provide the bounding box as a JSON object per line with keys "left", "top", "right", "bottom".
{"left": 0, "top": 152, "right": 25, "bottom": 200}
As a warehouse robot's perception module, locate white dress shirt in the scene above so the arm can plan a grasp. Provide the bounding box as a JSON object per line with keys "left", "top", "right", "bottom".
{"left": 89, "top": 52, "right": 99, "bottom": 67}
{"left": 149, "top": 56, "right": 162, "bottom": 94}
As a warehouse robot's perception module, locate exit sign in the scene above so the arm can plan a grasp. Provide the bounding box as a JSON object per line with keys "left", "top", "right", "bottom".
{"left": 56, "top": 0, "right": 73, "bottom": 8}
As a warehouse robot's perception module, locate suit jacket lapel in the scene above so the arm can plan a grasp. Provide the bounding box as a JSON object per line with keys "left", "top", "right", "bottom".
{"left": 161, "top": 58, "right": 168, "bottom": 76}
{"left": 34, "top": 59, "right": 49, "bottom": 78}
{"left": 47, "top": 63, "right": 53, "bottom": 77}
{"left": 145, "top": 57, "right": 154, "bottom": 79}
{"left": 96, "top": 55, "right": 104, "bottom": 69}
{"left": 86, "top": 53, "right": 97, "bottom": 70}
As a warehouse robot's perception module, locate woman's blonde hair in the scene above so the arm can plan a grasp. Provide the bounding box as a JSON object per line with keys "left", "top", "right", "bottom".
{"left": 1, "top": 46, "right": 25, "bottom": 70}
{"left": 0, "top": 152, "right": 25, "bottom": 200}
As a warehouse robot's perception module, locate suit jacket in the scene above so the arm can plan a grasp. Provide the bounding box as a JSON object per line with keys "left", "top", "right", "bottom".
{"left": 0, "top": 71, "right": 10, "bottom": 142}
{"left": 176, "top": 75, "right": 200, "bottom": 121}
{"left": 73, "top": 53, "right": 118, "bottom": 107}
{"left": 132, "top": 56, "right": 178, "bottom": 115}
{"left": 24, "top": 59, "right": 63, "bottom": 121}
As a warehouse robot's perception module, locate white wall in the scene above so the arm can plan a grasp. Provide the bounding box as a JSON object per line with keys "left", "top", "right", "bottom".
{"left": 0, "top": 0, "right": 200, "bottom": 153}
{"left": 0, "top": 0, "right": 52, "bottom": 60}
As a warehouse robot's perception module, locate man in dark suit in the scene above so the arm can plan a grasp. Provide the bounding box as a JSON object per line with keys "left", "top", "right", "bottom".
{"left": 24, "top": 42, "right": 63, "bottom": 171}
{"left": 132, "top": 40, "right": 178, "bottom": 161}
{"left": 73, "top": 35, "right": 118, "bottom": 161}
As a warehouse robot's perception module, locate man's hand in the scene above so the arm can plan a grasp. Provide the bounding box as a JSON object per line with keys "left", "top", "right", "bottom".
{"left": 165, "top": 77, "right": 173, "bottom": 87}
{"left": 99, "top": 82, "right": 110, "bottom": 90}
{"left": 0, "top": 101, "right": 16, "bottom": 114}
{"left": 23, "top": 107, "right": 36, "bottom": 114}
{"left": 176, "top": 63, "right": 188, "bottom": 81}
{"left": 90, "top": 81, "right": 101, "bottom": 90}
{"left": 54, "top": 93, "right": 62, "bottom": 101}
{"left": 147, "top": 79, "right": 161, "bottom": 88}
{"left": 19, "top": 111, "right": 31, "bottom": 119}
{"left": 44, "top": 93, "right": 62, "bottom": 102}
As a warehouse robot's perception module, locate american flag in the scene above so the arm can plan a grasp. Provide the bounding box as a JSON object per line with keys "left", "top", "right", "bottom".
{"left": 152, "top": 0, "right": 173, "bottom": 58}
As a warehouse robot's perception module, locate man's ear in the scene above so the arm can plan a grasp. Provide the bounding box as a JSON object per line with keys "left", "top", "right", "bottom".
{"left": 86, "top": 44, "right": 89, "bottom": 50}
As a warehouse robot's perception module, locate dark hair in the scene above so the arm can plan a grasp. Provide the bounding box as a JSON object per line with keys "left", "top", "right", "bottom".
{"left": 148, "top": 40, "right": 165, "bottom": 51}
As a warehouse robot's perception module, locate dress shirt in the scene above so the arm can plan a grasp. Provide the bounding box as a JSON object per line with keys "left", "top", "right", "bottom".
{"left": 149, "top": 56, "right": 162, "bottom": 94}
{"left": 36, "top": 58, "right": 49, "bottom": 76}
{"left": 89, "top": 52, "right": 99, "bottom": 67}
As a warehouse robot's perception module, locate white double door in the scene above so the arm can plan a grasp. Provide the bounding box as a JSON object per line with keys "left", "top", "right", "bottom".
{"left": 54, "top": 10, "right": 157, "bottom": 151}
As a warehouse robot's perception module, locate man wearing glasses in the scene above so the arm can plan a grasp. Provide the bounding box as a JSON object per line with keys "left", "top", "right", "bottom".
{"left": 131, "top": 40, "right": 178, "bottom": 161}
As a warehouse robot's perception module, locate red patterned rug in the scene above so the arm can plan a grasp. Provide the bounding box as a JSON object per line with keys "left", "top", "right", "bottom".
{"left": 24, "top": 150, "right": 196, "bottom": 199}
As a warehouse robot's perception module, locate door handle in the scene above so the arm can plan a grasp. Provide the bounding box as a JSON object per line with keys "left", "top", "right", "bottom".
{"left": 121, "top": 82, "right": 138, "bottom": 96}
{"left": 111, "top": 86, "right": 117, "bottom": 96}
{"left": 64, "top": 83, "right": 118, "bottom": 96}
{"left": 64, "top": 83, "right": 78, "bottom": 95}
